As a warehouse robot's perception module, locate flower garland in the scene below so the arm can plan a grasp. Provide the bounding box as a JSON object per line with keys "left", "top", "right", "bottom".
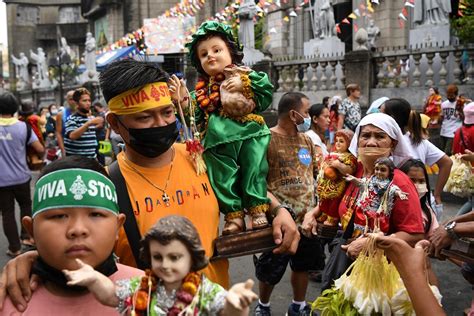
{"left": 240, "top": 73, "right": 254, "bottom": 100}
{"left": 130, "top": 269, "right": 201, "bottom": 316}
{"left": 195, "top": 73, "right": 225, "bottom": 113}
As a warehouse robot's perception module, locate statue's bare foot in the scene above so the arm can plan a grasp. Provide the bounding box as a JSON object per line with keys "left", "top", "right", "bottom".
{"left": 251, "top": 213, "right": 268, "bottom": 230}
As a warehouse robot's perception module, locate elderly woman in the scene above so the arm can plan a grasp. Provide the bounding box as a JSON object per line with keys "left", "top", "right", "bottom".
{"left": 302, "top": 113, "right": 425, "bottom": 288}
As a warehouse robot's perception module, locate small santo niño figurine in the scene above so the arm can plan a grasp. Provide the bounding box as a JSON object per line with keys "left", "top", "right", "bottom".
{"left": 170, "top": 21, "right": 273, "bottom": 235}
{"left": 345, "top": 157, "right": 409, "bottom": 233}
{"left": 316, "top": 129, "right": 357, "bottom": 229}
{"left": 63, "top": 215, "right": 257, "bottom": 316}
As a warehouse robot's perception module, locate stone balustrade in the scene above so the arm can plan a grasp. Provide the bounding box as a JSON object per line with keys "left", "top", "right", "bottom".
{"left": 272, "top": 53, "right": 346, "bottom": 93}
{"left": 269, "top": 44, "right": 473, "bottom": 93}
{"left": 373, "top": 44, "right": 474, "bottom": 88}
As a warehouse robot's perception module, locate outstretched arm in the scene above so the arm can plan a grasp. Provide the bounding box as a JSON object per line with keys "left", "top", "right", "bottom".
{"left": 63, "top": 259, "right": 119, "bottom": 307}
{"left": 29, "top": 51, "right": 38, "bottom": 62}
{"left": 394, "top": 189, "right": 409, "bottom": 200}
{"left": 433, "top": 155, "right": 452, "bottom": 205}
{"left": 375, "top": 236, "right": 445, "bottom": 316}
{"left": 344, "top": 174, "right": 363, "bottom": 186}
{"left": 220, "top": 279, "right": 258, "bottom": 316}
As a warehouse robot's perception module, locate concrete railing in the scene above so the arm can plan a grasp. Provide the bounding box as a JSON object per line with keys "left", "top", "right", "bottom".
{"left": 372, "top": 44, "right": 474, "bottom": 88}
{"left": 272, "top": 53, "right": 346, "bottom": 92}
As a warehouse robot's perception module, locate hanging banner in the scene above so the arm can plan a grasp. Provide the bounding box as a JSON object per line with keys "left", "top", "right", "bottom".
{"left": 143, "top": 16, "right": 196, "bottom": 54}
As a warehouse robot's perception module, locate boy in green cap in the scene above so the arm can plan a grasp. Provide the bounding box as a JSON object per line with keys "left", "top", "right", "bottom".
{"left": 1, "top": 156, "right": 142, "bottom": 315}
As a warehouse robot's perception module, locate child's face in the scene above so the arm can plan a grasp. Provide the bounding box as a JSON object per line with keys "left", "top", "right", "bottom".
{"left": 23, "top": 208, "right": 125, "bottom": 271}
{"left": 334, "top": 136, "right": 348, "bottom": 153}
{"left": 197, "top": 36, "right": 233, "bottom": 77}
{"left": 374, "top": 163, "right": 390, "bottom": 180}
{"left": 149, "top": 239, "right": 192, "bottom": 289}
{"left": 406, "top": 166, "right": 425, "bottom": 185}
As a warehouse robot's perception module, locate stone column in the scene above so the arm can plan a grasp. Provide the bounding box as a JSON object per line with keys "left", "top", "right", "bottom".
{"left": 343, "top": 50, "right": 373, "bottom": 110}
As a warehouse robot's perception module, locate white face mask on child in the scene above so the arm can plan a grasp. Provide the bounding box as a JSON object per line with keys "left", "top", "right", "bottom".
{"left": 415, "top": 183, "right": 428, "bottom": 198}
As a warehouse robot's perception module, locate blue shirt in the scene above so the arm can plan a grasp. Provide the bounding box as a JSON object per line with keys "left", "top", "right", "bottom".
{"left": 0, "top": 120, "right": 38, "bottom": 187}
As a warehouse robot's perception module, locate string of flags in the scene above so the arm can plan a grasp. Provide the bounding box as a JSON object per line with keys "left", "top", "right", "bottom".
{"left": 98, "top": 0, "right": 207, "bottom": 55}
{"left": 98, "top": 0, "right": 471, "bottom": 56}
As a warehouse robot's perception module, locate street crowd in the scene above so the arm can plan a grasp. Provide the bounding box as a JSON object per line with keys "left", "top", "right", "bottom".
{"left": 0, "top": 21, "right": 473, "bottom": 316}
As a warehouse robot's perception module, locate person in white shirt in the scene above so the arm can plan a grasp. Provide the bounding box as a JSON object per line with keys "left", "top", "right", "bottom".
{"left": 440, "top": 84, "right": 462, "bottom": 156}
{"left": 382, "top": 98, "right": 452, "bottom": 220}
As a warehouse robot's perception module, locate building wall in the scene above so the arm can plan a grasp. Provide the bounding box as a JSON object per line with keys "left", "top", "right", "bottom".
{"left": 6, "top": 0, "right": 85, "bottom": 81}
{"left": 370, "top": 0, "right": 408, "bottom": 48}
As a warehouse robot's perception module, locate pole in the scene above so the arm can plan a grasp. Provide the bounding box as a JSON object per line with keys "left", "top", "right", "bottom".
{"left": 58, "top": 52, "right": 64, "bottom": 107}
{"left": 56, "top": 25, "right": 64, "bottom": 107}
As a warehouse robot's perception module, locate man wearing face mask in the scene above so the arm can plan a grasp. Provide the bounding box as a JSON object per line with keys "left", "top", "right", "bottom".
{"left": 64, "top": 88, "right": 104, "bottom": 158}
{"left": 254, "top": 92, "right": 323, "bottom": 316}
{"left": 0, "top": 60, "right": 301, "bottom": 312}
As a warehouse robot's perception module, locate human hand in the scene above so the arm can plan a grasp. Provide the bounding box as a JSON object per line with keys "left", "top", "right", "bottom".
{"left": 88, "top": 116, "right": 104, "bottom": 126}
{"left": 344, "top": 174, "right": 357, "bottom": 183}
{"left": 396, "top": 190, "right": 409, "bottom": 200}
{"left": 341, "top": 237, "right": 368, "bottom": 259}
{"left": 222, "top": 76, "right": 244, "bottom": 93}
{"left": 225, "top": 279, "right": 258, "bottom": 312}
{"left": 300, "top": 207, "right": 319, "bottom": 238}
{"left": 271, "top": 208, "right": 300, "bottom": 255}
{"left": 63, "top": 259, "right": 98, "bottom": 288}
{"left": 429, "top": 226, "right": 454, "bottom": 259}
{"left": 0, "top": 251, "right": 40, "bottom": 312}
{"left": 374, "top": 234, "right": 430, "bottom": 279}
{"left": 460, "top": 149, "right": 474, "bottom": 162}
{"left": 168, "top": 75, "right": 188, "bottom": 104}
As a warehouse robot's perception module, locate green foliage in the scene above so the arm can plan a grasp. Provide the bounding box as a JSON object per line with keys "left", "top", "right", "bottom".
{"left": 452, "top": 0, "right": 474, "bottom": 44}
{"left": 312, "top": 288, "right": 360, "bottom": 316}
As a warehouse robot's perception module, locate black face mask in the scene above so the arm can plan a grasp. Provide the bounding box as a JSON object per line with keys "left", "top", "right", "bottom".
{"left": 119, "top": 119, "right": 179, "bottom": 158}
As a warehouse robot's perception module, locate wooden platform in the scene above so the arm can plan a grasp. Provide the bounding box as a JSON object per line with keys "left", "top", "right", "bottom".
{"left": 211, "top": 227, "right": 276, "bottom": 261}
{"left": 441, "top": 238, "right": 474, "bottom": 264}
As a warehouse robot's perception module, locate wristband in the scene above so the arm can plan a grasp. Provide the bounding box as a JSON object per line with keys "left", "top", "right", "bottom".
{"left": 271, "top": 204, "right": 297, "bottom": 221}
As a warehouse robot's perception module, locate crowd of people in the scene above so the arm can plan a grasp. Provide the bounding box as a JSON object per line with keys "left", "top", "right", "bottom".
{"left": 0, "top": 21, "right": 472, "bottom": 316}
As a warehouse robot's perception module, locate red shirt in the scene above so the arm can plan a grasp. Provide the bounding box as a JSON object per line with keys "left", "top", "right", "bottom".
{"left": 338, "top": 163, "right": 424, "bottom": 236}
{"left": 452, "top": 125, "right": 474, "bottom": 154}
{"left": 22, "top": 114, "right": 44, "bottom": 144}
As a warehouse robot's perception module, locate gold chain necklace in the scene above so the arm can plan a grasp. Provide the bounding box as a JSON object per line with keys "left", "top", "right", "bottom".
{"left": 121, "top": 148, "right": 175, "bottom": 207}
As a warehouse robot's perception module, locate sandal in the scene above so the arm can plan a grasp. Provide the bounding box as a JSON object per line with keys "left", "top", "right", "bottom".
{"left": 251, "top": 212, "right": 269, "bottom": 230}
{"left": 223, "top": 217, "right": 245, "bottom": 235}
{"left": 6, "top": 249, "right": 22, "bottom": 258}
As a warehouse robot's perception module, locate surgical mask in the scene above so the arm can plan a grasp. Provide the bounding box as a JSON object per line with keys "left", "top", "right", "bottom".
{"left": 357, "top": 147, "right": 391, "bottom": 167}
{"left": 415, "top": 183, "right": 428, "bottom": 198}
{"left": 119, "top": 119, "right": 178, "bottom": 158}
{"left": 46, "top": 113, "right": 51, "bottom": 118}
{"left": 51, "top": 110, "right": 58, "bottom": 116}
{"left": 294, "top": 111, "right": 311, "bottom": 132}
